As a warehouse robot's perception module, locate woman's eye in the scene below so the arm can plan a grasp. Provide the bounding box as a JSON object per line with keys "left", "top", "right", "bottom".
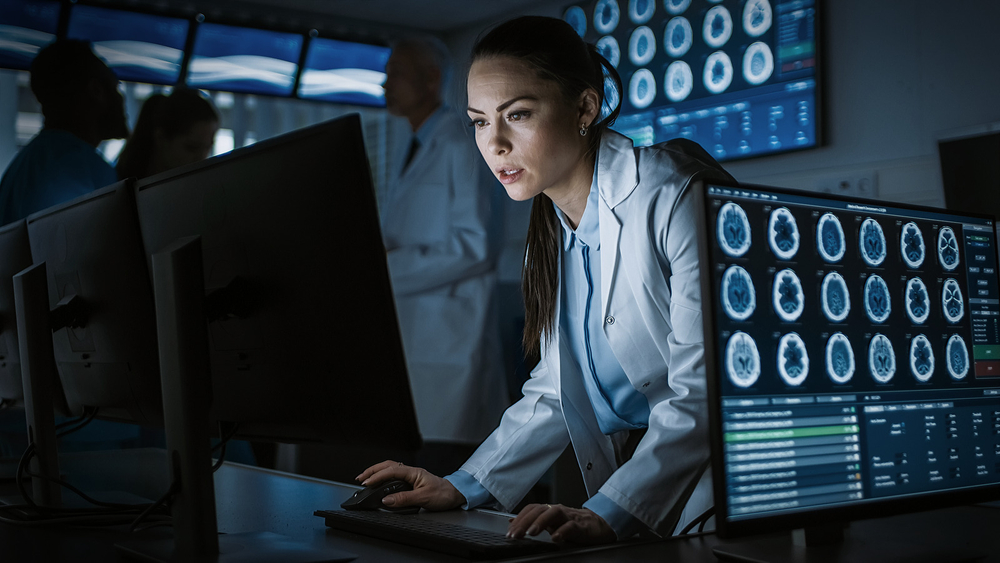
{"left": 467, "top": 119, "right": 486, "bottom": 129}
{"left": 507, "top": 111, "right": 529, "bottom": 121}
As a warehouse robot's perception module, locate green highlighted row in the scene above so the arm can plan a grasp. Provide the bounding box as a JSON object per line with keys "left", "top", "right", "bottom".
{"left": 725, "top": 425, "right": 860, "bottom": 443}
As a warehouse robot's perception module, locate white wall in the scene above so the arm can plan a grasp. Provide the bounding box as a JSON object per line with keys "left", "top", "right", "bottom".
{"left": 444, "top": 0, "right": 1000, "bottom": 278}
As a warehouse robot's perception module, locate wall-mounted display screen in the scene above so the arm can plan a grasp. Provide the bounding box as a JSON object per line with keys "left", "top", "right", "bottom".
{"left": 66, "top": 5, "right": 190, "bottom": 85}
{"left": 187, "top": 22, "right": 303, "bottom": 96}
{"left": 298, "top": 37, "right": 390, "bottom": 107}
{"left": 564, "top": 0, "right": 819, "bottom": 162}
{"left": 699, "top": 181, "right": 1000, "bottom": 535}
{"left": 0, "top": 0, "right": 60, "bottom": 71}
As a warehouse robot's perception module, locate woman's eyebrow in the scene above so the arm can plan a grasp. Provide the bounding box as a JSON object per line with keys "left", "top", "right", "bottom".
{"left": 467, "top": 95, "right": 539, "bottom": 115}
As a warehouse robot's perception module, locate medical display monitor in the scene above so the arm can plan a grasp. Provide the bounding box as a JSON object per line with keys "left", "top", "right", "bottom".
{"left": 564, "top": 0, "right": 819, "bottom": 161}
{"left": 187, "top": 22, "right": 303, "bottom": 96}
{"left": 0, "top": 0, "right": 60, "bottom": 71}
{"left": 298, "top": 37, "right": 390, "bottom": 106}
{"left": 66, "top": 5, "right": 190, "bottom": 85}
{"left": 699, "top": 181, "right": 1000, "bottom": 537}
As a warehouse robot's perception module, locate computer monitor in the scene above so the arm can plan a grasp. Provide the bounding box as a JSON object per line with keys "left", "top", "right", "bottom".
{"left": 133, "top": 112, "right": 419, "bottom": 448}
{"left": 0, "top": 0, "right": 60, "bottom": 72}
{"left": 186, "top": 21, "right": 303, "bottom": 97}
{"left": 25, "top": 180, "right": 163, "bottom": 425}
{"left": 0, "top": 220, "right": 33, "bottom": 404}
{"left": 696, "top": 180, "right": 1000, "bottom": 559}
{"left": 297, "top": 37, "right": 390, "bottom": 106}
{"left": 563, "top": 0, "right": 821, "bottom": 161}
{"left": 65, "top": 4, "right": 190, "bottom": 86}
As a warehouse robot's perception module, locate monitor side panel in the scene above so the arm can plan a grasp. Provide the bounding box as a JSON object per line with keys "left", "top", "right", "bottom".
{"left": 134, "top": 114, "right": 419, "bottom": 449}
{"left": 0, "top": 220, "right": 33, "bottom": 401}
{"left": 25, "top": 181, "right": 162, "bottom": 424}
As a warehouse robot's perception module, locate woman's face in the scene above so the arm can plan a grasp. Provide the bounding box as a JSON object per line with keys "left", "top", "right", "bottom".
{"left": 467, "top": 56, "right": 597, "bottom": 202}
{"left": 153, "top": 119, "right": 219, "bottom": 175}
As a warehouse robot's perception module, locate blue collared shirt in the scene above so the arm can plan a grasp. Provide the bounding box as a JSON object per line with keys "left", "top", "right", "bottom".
{"left": 446, "top": 167, "right": 649, "bottom": 539}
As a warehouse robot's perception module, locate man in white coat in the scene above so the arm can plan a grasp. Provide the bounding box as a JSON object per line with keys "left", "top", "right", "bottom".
{"left": 379, "top": 36, "right": 508, "bottom": 474}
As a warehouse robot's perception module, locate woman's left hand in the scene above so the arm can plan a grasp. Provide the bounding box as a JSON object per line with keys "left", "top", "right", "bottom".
{"left": 506, "top": 503, "right": 617, "bottom": 545}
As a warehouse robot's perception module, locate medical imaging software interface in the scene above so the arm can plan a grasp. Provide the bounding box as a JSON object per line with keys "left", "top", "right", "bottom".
{"left": 705, "top": 184, "right": 1000, "bottom": 521}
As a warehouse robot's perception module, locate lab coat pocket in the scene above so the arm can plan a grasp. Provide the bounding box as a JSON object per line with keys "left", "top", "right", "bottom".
{"left": 669, "top": 302, "right": 703, "bottom": 345}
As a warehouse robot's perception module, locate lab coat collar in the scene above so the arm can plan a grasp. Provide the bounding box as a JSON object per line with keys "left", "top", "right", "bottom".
{"left": 596, "top": 129, "right": 640, "bottom": 210}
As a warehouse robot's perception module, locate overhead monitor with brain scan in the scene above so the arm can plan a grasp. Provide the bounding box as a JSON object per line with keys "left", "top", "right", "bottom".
{"left": 697, "top": 180, "right": 1000, "bottom": 556}
{"left": 563, "top": 0, "right": 819, "bottom": 162}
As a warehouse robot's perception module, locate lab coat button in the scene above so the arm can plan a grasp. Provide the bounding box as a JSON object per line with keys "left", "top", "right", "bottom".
{"left": 642, "top": 382, "right": 650, "bottom": 388}
{"left": 586, "top": 462, "right": 593, "bottom": 470}
{"left": 605, "top": 316, "right": 615, "bottom": 325}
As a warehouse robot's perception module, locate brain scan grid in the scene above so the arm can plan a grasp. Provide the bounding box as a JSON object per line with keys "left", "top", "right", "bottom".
{"left": 705, "top": 182, "right": 1000, "bottom": 521}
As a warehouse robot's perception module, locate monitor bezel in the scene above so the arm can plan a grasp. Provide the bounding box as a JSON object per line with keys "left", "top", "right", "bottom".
{"left": 693, "top": 177, "right": 1000, "bottom": 538}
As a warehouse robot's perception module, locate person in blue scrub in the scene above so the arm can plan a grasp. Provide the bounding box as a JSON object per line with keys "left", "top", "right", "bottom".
{"left": 0, "top": 39, "right": 127, "bottom": 225}
{"left": 378, "top": 36, "right": 508, "bottom": 475}
{"left": 359, "top": 17, "right": 733, "bottom": 544}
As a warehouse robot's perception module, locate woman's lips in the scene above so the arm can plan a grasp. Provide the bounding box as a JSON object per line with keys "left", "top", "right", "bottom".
{"left": 496, "top": 167, "right": 523, "bottom": 184}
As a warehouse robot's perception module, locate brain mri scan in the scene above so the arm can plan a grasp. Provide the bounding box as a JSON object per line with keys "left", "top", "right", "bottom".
{"left": 768, "top": 207, "right": 800, "bottom": 260}
{"left": 942, "top": 278, "right": 964, "bottom": 323}
{"left": 664, "top": 16, "right": 693, "bottom": 58}
{"left": 726, "top": 331, "right": 761, "bottom": 388}
{"left": 703, "top": 5, "right": 732, "bottom": 48}
{"left": 826, "top": 333, "right": 855, "bottom": 384}
{"left": 664, "top": 60, "right": 694, "bottom": 102}
{"left": 864, "top": 274, "right": 891, "bottom": 324}
{"left": 816, "top": 213, "right": 845, "bottom": 263}
{"left": 868, "top": 334, "right": 896, "bottom": 384}
{"left": 777, "top": 332, "right": 809, "bottom": 386}
{"left": 946, "top": 334, "right": 969, "bottom": 380}
{"left": 597, "top": 36, "right": 621, "bottom": 68}
{"left": 628, "top": 0, "right": 656, "bottom": 24}
{"left": 772, "top": 269, "right": 804, "bottom": 322}
{"left": 717, "top": 202, "right": 751, "bottom": 257}
{"left": 743, "top": 42, "right": 773, "bottom": 86}
{"left": 703, "top": 51, "right": 733, "bottom": 94}
{"left": 628, "top": 68, "right": 656, "bottom": 109}
{"left": 722, "top": 265, "right": 756, "bottom": 321}
{"left": 938, "top": 226, "right": 960, "bottom": 271}
{"left": 901, "top": 222, "right": 925, "bottom": 269}
{"left": 909, "top": 334, "right": 934, "bottom": 383}
{"left": 629, "top": 26, "right": 656, "bottom": 66}
{"left": 563, "top": 6, "right": 587, "bottom": 37}
{"left": 594, "top": 0, "right": 620, "bottom": 34}
{"left": 821, "top": 271, "right": 850, "bottom": 323}
{"left": 905, "top": 277, "right": 930, "bottom": 325}
{"left": 859, "top": 218, "right": 887, "bottom": 267}
{"left": 743, "top": 0, "right": 772, "bottom": 37}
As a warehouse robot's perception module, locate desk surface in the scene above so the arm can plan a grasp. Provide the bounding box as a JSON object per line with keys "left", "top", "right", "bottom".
{"left": 1, "top": 449, "right": 998, "bottom": 562}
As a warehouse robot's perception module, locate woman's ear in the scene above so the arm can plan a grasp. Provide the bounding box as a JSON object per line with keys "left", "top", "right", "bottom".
{"left": 578, "top": 87, "right": 601, "bottom": 128}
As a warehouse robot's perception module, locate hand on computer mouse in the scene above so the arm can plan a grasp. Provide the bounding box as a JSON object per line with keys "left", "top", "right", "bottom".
{"left": 341, "top": 479, "right": 417, "bottom": 513}
{"left": 356, "top": 460, "right": 466, "bottom": 512}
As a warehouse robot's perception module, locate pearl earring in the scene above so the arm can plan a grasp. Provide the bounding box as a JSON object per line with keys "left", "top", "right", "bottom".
{"left": 579, "top": 126, "right": 589, "bottom": 137}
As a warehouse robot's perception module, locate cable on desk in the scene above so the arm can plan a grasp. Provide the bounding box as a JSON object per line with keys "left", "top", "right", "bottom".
{"left": 128, "top": 480, "right": 178, "bottom": 533}
{"left": 211, "top": 422, "right": 240, "bottom": 473}
{"left": 678, "top": 505, "right": 715, "bottom": 536}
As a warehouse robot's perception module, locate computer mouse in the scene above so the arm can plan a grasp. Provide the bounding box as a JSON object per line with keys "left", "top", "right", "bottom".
{"left": 341, "top": 479, "right": 417, "bottom": 513}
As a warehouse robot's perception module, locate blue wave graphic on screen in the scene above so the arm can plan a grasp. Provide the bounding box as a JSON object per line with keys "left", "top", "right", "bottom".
{"left": 188, "top": 55, "right": 297, "bottom": 96}
{"left": 299, "top": 68, "right": 386, "bottom": 106}
{"left": 0, "top": 25, "right": 54, "bottom": 69}
{"left": 93, "top": 41, "right": 183, "bottom": 84}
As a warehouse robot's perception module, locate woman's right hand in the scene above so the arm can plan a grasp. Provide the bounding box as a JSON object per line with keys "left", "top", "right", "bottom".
{"left": 355, "top": 460, "right": 467, "bottom": 512}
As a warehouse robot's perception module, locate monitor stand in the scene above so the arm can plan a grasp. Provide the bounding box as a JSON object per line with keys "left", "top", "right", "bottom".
{"left": 115, "top": 236, "right": 354, "bottom": 563}
{"left": 712, "top": 523, "right": 984, "bottom": 563}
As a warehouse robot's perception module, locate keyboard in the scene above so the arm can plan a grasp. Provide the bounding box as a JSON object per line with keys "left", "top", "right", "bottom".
{"left": 315, "top": 509, "right": 561, "bottom": 560}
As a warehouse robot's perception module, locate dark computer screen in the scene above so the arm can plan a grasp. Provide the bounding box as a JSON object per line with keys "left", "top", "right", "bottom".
{"left": 25, "top": 180, "right": 162, "bottom": 424}
{"left": 187, "top": 22, "right": 303, "bottom": 97}
{"left": 133, "top": 113, "right": 419, "bottom": 448}
{"left": 297, "top": 37, "right": 390, "bottom": 106}
{"left": 564, "top": 0, "right": 819, "bottom": 161}
{"left": 0, "top": 0, "right": 60, "bottom": 71}
{"left": 698, "top": 181, "right": 1000, "bottom": 537}
{"left": 65, "top": 5, "right": 190, "bottom": 85}
{"left": 0, "top": 220, "right": 33, "bottom": 403}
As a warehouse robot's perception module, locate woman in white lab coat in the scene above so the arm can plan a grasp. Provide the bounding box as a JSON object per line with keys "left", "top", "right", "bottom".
{"left": 359, "top": 16, "right": 733, "bottom": 543}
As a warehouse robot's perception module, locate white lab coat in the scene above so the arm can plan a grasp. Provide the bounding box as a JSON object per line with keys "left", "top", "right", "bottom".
{"left": 458, "top": 129, "right": 733, "bottom": 536}
{"left": 380, "top": 108, "right": 508, "bottom": 444}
